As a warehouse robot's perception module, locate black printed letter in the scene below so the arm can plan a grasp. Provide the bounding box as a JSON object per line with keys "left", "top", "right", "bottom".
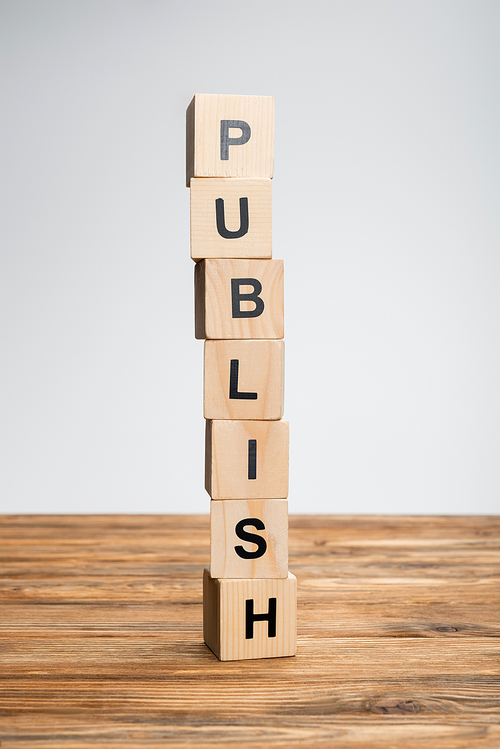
{"left": 229, "top": 359, "right": 257, "bottom": 400}
{"left": 248, "top": 439, "right": 257, "bottom": 480}
{"left": 220, "top": 120, "right": 251, "bottom": 161}
{"left": 231, "top": 278, "right": 264, "bottom": 318}
{"left": 234, "top": 518, "right": 267, "bottom": 559}
{"left": 245, "top": 598, "right": 277, "bottom": 639}
{"left": 215, "top": 197, "right": 249, "bottom": 239}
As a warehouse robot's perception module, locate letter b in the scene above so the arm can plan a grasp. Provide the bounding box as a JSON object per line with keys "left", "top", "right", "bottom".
{"left": 231, "top": 278, "right": 264, "bottom": 318}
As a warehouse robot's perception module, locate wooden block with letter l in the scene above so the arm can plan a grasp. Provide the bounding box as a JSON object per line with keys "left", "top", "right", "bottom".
{"left": 204, "top": 339, "right": 284, "bottom": 421}
{"left": 203, "top": 568, "right": 297, "bottom": 661}
{"left": 190, "top": 178, "right": 272, "bottom": 261}
{"left": 186, "top": 94, "right": 274, "bottom": 185}
{"left": 205, "top": 419, "right": 289, "bottom": 500}
{"left": 195, "top": 259, "right": 284, "bottom": 340}
{"left": 210, "top": 499, "right": 288, "bottom": 579}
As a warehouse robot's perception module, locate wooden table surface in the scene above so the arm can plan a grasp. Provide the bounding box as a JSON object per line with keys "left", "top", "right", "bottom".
{"left": 1, "top": 514, "right": 499, "bottom": 748}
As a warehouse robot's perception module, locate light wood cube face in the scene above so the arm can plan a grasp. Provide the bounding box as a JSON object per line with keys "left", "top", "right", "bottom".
{"left": 186, "top": 94, "right": 274, "bottom": 185}
{"left": 190, "top": 178, "right": 272, "bottom": 261}
{"left": 210, "top": 499, "right": 288, "bottom": 579}
{"left": 203, "top": 568, "right": 297, "bottom": 661}
{"left": 195, "top": 259, "right": 284, "bottom": 340}
{"left": 205, "top": 419, "right": 289, "bottom": 500}
{"left": 204, "top": 340, "right": 284, "bottom": 421}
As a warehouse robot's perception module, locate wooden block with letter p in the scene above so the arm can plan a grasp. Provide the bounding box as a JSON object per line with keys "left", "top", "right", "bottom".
{"left": 210, "top": 499, "right": 288, "bottom": 579}
{"left": 204, "top": 339, "right": 284, "bottom": 420}
{"left": 205, "top": 419, "right": 289, "bottom": 499}
{"left": 186, "top": 94, "right": 274, "bottom": 185}
{"left": 195, "top": 259, "right": 284, "bottom": 340}
{"left": 203, "top": 568, "right": 297, "bottom": 661}
{"left": 190, "top": 178, "right": 272, "bottom": 261}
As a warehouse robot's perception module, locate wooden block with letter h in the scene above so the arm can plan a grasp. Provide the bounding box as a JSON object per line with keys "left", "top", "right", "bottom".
{"left": 203, "top": 568, "right": 297, "bottom": 661}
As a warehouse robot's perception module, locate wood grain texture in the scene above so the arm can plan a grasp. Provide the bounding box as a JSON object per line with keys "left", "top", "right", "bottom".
{"left": 203, "top": 569, "right": 297, "bottom": 661}
{"left": 205, "top": 419, "right": 289, "bottom": 499}
{"left": 194, "top": 259, "right": 284, "bottom": 340}
{"left": 186, "top": 94, "right": 274, "bottom": 185}
{"left": 204, "top": 340, "right": 284, "bottom": 421}
{"left": 190, "top": 178, "right": 272, "bottom": 261}
{"left": 0, "top": 514, "right": 499, "bottom": 747}
{"left": 210, "top": 499, "right": 288, "bottom": 579}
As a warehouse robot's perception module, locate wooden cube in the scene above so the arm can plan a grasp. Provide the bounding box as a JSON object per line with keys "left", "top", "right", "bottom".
{"left": 186, "top": 94, "right": 274, "bottom": 185}
{"left": 210, "top": 499, "right": 288, "bottom": 579}
{"left": 190, "top": 178, "right": 272, "bottom": 262}
{"left": 203, "top": 568, "right": 297, "bottom": 661}
{"left": 195, "top": 259, "right": 284, "bottom": 340}
{"left": 204, "top": 340, "right": 284, "bottom": 421}
{"left": 205, "top": 419, "right": 289, "bottom": 499}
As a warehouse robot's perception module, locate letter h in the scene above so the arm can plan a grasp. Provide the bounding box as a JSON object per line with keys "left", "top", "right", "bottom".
{"left": 245, "top": 597, "right": 277, "bottom": 639}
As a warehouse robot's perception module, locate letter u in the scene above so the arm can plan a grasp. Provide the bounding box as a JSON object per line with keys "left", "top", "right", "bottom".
{"left": 215, "top": 197, "right": 249, "bottom": 239}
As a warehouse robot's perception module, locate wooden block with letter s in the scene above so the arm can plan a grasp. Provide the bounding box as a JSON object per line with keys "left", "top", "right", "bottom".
{"left": 205, "top": 419, "right": 289, "bottom": 500}
{"left": 210, "top": 498, "right": 288, "bottom": 579}
{"left": 190, "top": 178, "right": 272, "bottom": 261}
{"left": 203, "top": 568, "right": 297, "bottom": 661}
{"left": 204, "top": 339, "right": 284, "bottom": 421}
{"left": 186, "top": 94, "right": 274, "bottom": 185}
{"left": 195, "top": 258, "right": 284, "bottom": 340}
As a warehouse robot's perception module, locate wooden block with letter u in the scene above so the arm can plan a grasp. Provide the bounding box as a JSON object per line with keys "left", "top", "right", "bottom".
{"left": 203, "top": 568, "right": 297, "bottom": 661}
{"left": 195, "top": 258, "right": 284, "bottom": 340}
{"left": 190, "top": 178, "right": 272, "bottom": 261}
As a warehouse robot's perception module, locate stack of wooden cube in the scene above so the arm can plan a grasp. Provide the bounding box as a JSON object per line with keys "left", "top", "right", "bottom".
{"left": 186, "top": 94, "right": 297, "bottom": 661}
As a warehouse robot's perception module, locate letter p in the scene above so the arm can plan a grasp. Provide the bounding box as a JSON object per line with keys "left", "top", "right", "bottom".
{"left": 220, "top": 120, "right": 251, "bottom": 160}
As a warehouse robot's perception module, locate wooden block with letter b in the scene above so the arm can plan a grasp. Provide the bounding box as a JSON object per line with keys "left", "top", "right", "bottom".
{"left": 186, "top": 94, "right": 274, "bottom": 185}
{"left": 210, "top": 499, "right": 288, "bottom": 579}
{"left": 204, "top": 339, "right": 284, "bottom": 420}
{"left": 203, "top": 568, "right": 297, "bottom": 661}
{"left": 205, "top": 419, "right": 289, "bottom": 500}
{"left": 195, "top": 259, "right": 284, "bottom": 340}
{"left": 190, "top": 178, "right": 272, "bottom": 261}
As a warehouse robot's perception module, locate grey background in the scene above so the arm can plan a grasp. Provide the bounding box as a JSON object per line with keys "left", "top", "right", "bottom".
{"left": 1, "top": 0, "right": 499, "bottom": 514}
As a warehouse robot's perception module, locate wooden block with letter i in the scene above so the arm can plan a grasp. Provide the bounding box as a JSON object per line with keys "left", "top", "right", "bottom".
{"left": 210, "top": 499, "right": 288, "bottom": 579}
{"left": 205, "top": 419, "right": 289, "bottom": 500}
{"left": 203, "top": 568, "right": 296, "bottom": 661}
{"left": 204, "top": 339, "right": 284, "bottom": 421}
{"left": 186, "top": 94, "right": 274, "bottom": 185}
{"left": 195, "top": 259, "right": 284, "bottom": 340}
{"left": 190, "top": 178, "right": 272, "bottom": 261}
